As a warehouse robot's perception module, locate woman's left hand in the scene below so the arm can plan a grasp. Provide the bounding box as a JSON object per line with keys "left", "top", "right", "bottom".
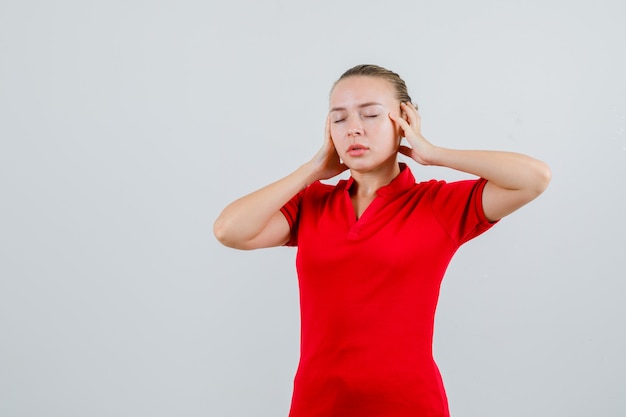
{"left": 388, "top": 102, "right": 438, "bottom": 166}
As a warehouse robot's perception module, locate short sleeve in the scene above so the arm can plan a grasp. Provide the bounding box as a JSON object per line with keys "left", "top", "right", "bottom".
{"left": 280, "top": 189, "right": 304, "bottom": 247}
{"left": 429, "top": 178, "right": 497, "bottom": 245}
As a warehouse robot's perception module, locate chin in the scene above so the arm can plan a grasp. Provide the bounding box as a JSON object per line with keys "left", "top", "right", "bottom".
{"left": 346, "top": 161, "right": 383, "bottom": 174}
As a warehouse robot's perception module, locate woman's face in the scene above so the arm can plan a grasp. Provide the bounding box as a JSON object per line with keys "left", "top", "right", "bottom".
{"left": 329, "top": 76, "right": 403, "bottom": 173}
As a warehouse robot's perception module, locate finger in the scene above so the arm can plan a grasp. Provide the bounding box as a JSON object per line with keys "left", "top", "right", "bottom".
{"left": 401, "top": 102, "right": 419, "bottom": 128}
{"left": 388, "top": 111, "right": 411, "bottom": 134}
{"left": 325, "top": 116, "right": 343, "bottom": 158}
{"left": 325, "top": 114, "right": 331, "bottom": 142}
{"left": 408, "top": 102, "right": 422, "bottom": 131}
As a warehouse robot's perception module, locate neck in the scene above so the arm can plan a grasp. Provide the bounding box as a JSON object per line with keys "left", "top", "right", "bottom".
{"left": 349, "top": 160, "right": 401, "bottom": 197}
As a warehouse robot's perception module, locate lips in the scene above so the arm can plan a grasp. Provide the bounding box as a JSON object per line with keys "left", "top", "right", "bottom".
{"left": 347, "top": 144, "right": 369, "bottom": 156}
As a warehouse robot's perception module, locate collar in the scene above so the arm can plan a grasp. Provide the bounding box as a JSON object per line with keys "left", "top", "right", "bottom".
{"left": 343, "top": 163, "right": 415, "bottom": 197}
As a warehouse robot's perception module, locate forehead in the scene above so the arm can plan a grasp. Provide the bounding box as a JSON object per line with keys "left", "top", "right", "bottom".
{"left": 330, "top": 76, "right": 396, "bottom": 108}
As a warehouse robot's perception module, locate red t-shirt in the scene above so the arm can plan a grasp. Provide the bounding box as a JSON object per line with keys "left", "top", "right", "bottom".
{"left": 280, "top": 164, "right": 496, "bottom": 417}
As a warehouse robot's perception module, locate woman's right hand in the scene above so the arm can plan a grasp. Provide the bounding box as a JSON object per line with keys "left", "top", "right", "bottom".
{"left": 307, "top": 116, "right": 348, "bottom": 181}
{"left": 214, "top": 116, "right": 347, "bottom": 250}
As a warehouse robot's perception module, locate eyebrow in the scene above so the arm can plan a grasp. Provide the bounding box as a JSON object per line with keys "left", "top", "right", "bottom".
{"left": 329, "top": 102, "right": 383, "bottom": 112}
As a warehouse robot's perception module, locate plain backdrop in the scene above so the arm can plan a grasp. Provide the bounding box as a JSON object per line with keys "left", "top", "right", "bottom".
{"left": 1, "top": 0, "right": 625, "bottom": 416}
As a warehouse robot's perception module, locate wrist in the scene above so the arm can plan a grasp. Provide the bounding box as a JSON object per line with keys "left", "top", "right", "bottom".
{"left": 421, "top": 144, "right": 445, "bottom": 166}
{"left": 296, "top": 162, "right": 322, "bottom": 188}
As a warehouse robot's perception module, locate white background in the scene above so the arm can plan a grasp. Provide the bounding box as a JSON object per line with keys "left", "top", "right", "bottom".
{"left": 1, "top": 0, "right": 625, "bottom": 416}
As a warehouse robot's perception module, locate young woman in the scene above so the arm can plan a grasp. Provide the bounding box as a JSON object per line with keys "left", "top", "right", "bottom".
{"left": 214, "top": 64, "right": 551, "bottom": 417}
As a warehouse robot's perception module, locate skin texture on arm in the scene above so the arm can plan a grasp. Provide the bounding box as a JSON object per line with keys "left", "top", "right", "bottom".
{"left": 389, "top": 102, "right": 551, "bottom": 222}
{"left": 213, "top": 118, "right": 347, "bottom": 250}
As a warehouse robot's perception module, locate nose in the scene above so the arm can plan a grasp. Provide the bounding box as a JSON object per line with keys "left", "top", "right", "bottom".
{"left": 347, "top": 128, "right": 362, "bottom": 137}
{"left": 346, "top": 121, "right": 363, "bottom": 138}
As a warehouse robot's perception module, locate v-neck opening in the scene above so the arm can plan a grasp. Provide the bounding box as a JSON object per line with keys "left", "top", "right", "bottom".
{"left": 341, "top": 163, "right": 416, "bottom": 236}
{"left": 348, "top": 194, "right": 380, "bottom": 225}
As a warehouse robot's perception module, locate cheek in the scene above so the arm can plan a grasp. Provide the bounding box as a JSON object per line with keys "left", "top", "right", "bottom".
{"left": 330, "top": 124, "right": 343, "bottom": 140}
{"left": 329, "top": 126, "right": 340, "bottom": 146}
{"left": 380, "top": 119, "right": 402, "bottom": 146}
{"left": 375, "top": 117, "right": 398, "bottom": 136}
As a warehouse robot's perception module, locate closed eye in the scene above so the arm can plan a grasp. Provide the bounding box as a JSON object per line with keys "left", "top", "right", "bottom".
{"left": 332, "top": 119, "right": 345, "bottom": 123}
{"left": 364, "top": 114, "right": 379, "bottom": 118}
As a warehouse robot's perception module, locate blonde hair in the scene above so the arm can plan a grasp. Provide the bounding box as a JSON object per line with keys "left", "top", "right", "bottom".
{"left": 332, "top": 64, "right": 416, "bottom": 109}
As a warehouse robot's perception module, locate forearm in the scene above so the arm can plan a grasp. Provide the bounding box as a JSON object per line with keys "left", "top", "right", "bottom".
{"left": 427, "top": 147, "right": 551, "bottom": 193}
{"left": 213, "top": 162, "right": 318, "bottom": 246}
{"left": 392, "top": 104, "right": 551, "bottom": 220}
